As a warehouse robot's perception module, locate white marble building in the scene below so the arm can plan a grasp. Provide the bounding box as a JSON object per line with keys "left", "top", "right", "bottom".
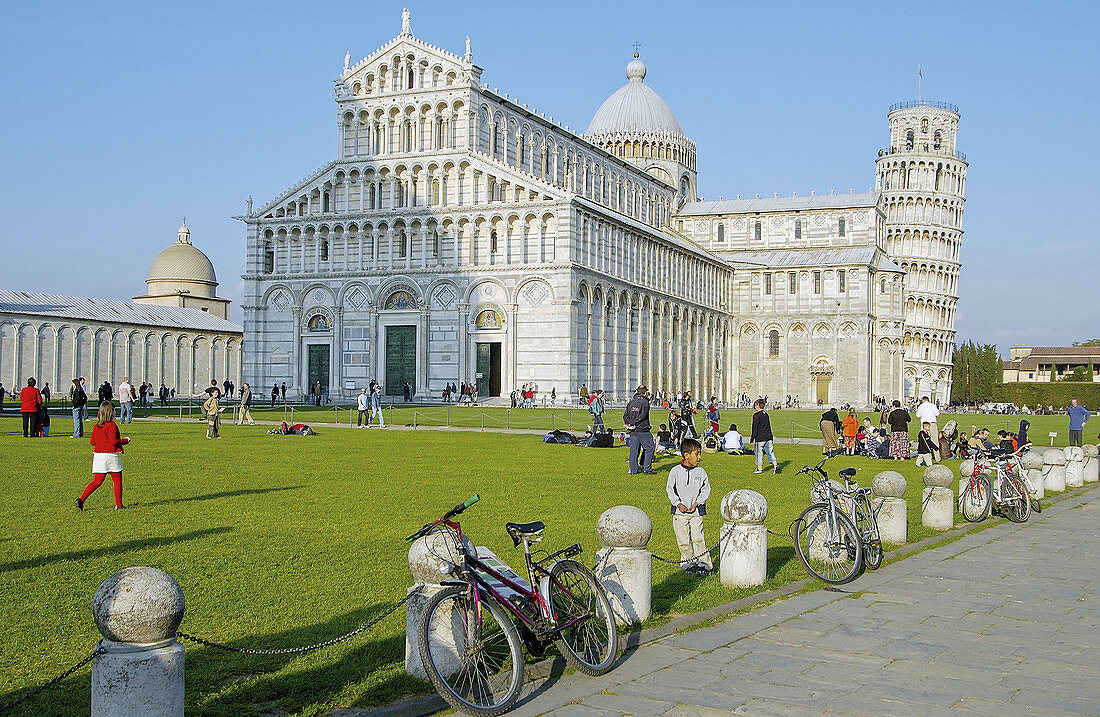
{"left": 241, "top": 11, "right": 962, "bottom": 406}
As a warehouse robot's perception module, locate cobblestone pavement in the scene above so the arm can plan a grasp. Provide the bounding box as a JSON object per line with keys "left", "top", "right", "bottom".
{"left": 506, "top": 486, "right": 1100, "bottom": 716}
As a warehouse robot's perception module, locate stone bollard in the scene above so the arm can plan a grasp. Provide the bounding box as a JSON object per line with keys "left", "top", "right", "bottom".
{"left": 872, "top": 471, "right": 907, "bottom": 545}
{"left": 1083, "top": 444, "right": 1099, "bottom": 483}
{"left": 594, "top": 506, "right": 653, "bottom": 626}
{"left": 719, "top": 490, "right": 768, "bottom": 588}
{"left": 922, "top": 465, "right": 954, "bottom": 531}
{"left": 1020, "top": 450, "right": 1045, "bottom": 500}
{"left": 91, "top": 567, "right": 185, "bottom": 717}
{"left": 1043, "top": 448, "right": 1067, "bottom": 493}
{"left": 405, "top": 531, "right": 473, "bottom": 679}
{"left": 1064, "top": 446, "right": 1085, "bottom": 488}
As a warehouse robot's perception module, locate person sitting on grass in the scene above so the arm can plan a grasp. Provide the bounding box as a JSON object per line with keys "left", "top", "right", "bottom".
{"left": 721, "top": 423, "right": 747, "bottom": 455}
{"left": 916, "top": 422, "right": 936, "bottom": 467}
{"left": 665, "top": 438, "right": 713, "bottom": 576}
{"left": 956, "top": 432, "right": 971, "bottom": 456}
{"left": 997, "top": 430, "right": 1015, "bottom": 453}
{"left": 656, "top": 423, "right": 675, "bottom": 453}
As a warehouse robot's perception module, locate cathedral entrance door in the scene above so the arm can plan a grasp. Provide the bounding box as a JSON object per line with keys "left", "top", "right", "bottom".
{"left": 385, "top": 325, "right": 416, "bottom": 397}
{"left": 475, "top": 342, "right": 502, "bottom": 397}
{"left": 815, "top": 374, "right": 831, "bottom": 404}
{"left": 307, "top": 345, "right": 330, "bottom": 396}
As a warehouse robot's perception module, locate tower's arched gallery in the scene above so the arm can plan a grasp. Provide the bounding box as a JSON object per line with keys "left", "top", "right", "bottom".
{"left": 241, "top": 12, "right": 965, "bottom": 405}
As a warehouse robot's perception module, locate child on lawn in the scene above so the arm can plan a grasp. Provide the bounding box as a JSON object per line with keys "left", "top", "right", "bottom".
{"left": 666, "top": 438, "right": 713, "bottom": 575}
{"left": 76, "top": 402, "right": 130, "bottom": 510}
{"left": 916, "top": 421, "right": 936, "bottom": 467}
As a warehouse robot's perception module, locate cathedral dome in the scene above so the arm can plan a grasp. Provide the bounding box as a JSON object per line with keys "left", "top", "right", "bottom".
{"left": 586, "top": 55, "right": 683, "bottom": 137}
{"left": 147, "top": 222, "right": 217, "bottom": 290}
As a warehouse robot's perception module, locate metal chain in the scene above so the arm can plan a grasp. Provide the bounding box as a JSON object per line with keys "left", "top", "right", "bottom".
{"left": 651, "top": 526, "right": 732, "bottom": 565}
{"left": 0, "top": 644, "right": 103, "bottom": 713}
{"left": 177, "top": 589, "right": 419, "bottom": 656}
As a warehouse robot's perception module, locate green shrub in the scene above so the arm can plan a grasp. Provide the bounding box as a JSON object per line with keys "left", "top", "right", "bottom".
{"left": 993, "top": 382, "right": 1100, "bottom": 408}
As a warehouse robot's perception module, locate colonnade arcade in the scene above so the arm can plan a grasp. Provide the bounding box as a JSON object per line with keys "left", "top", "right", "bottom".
{"left": 0, "top": 320, "right": 241, "bottom": 395}
{"left": 575, "top": 282, "right": 729, "bottom": 402}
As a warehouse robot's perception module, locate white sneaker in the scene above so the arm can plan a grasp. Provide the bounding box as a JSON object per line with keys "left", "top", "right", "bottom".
{"left": 753, "top": 469, "right": 764, "bottom": 474}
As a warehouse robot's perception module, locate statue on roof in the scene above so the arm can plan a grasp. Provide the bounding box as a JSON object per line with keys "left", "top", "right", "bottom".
{"left": 401, "top": 7, "right": 411, "bottom": 35}
{"left": 247, "top": 195, "right": 253, "bottom": 215}
{"left": 465, "top": 35, "right": 472, "bottom": 62}
{"left": 344, "top": 51, "right": 350, "bottom": 71}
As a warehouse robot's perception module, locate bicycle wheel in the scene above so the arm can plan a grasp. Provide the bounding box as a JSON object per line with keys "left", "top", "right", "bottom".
{"left": 959, "top": 475, "right": 991, "bottom": 523}
{"left": 1003, "top": 475, "right": 1032, "bottom": 523}
{"left": 548, "top": 559, "right": 618, "bottom": 675}
{"left": 794, "top": 503, "right": 862, "bottom": 584}
{"left": 854, "top": 498, "right": 883, "bottom": 570}
{"left": 419, "top": 586, "right": 524, "bottom": 716}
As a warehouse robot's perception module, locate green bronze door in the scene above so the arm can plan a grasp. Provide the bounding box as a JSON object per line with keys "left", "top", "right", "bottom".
{"left": 385, "top": 325, "right": 416, "bottom": 396}
{"left": 307, "top": 345, "right": 330, "bottom": 394}
{"left": 475, "top": 342, "right": 502, "bottom": 397}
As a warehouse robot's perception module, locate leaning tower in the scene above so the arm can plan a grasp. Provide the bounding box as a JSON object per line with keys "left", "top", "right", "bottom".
{"left": 876, "top": 101, "right": 966, "bottom": 405}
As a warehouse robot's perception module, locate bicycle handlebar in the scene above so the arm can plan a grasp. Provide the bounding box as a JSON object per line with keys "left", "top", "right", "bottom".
{"left": 797, "top": 451, "right": 837, "bottom": 478}
{"left": 405, "top": 495, "right": 480, "bottom": 543}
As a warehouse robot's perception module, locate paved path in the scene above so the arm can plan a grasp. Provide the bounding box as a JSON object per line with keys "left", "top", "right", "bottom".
{"left": 505, "top": 486, "right": 1100, "bottom": 716}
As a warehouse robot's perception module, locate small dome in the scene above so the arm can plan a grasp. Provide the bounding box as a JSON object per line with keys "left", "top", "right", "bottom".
{"left": 586, "top": 55, "right": 683, "bottom": 137}
{"left": 148, "top": 223, "right": 217, "bottom": 285}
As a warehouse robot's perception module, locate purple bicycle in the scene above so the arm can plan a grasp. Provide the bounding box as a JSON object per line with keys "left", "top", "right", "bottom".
{"left": 406, "top": 495, "right": 618, "bottom": 715}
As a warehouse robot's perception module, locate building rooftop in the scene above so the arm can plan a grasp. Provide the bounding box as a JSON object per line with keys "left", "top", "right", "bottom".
{"left": 681, "top": 192, "right": 880, "bottom": 216}
{"left": 0, "top": 290, "right": 242, "bottom": 333}
{"left": 719, "top": 246, "right": 900, "bottom": 272}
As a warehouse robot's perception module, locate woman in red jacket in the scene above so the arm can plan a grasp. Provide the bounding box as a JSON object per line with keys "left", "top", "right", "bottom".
{"left": 76, "top": 402, "right": 131, "bottom": 510}
{"left": 19, "top": 377, "right": 42, "bottom": 438}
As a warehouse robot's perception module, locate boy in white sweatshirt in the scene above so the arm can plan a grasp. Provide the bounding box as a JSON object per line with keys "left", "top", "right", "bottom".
{"left": 666, "top": 438, "right": 713, "bottom": 575}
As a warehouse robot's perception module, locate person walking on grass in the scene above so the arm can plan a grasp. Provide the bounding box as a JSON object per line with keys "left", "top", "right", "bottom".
{"left": 1068, "top": 398, "right": 1090, "bottom": 447}
{"left": 750, "top": 399, "right": 779, "bottom": 474}
{"left": 916, "top": 422, "right": 936, "bottom": 467}
{"left": 193, "top": 380, "right": 222, "bottom": 438}
{"left": 589, "top": 389, "right": 606, "bottom": 433}
{"left": 820, "top": 406, "right": 841, "bottom": 455}
{"left": 20, "top": 377, "right": 42, "bottom": 438}
{"left": 70, "top": 378, "right": 87, "bottom": 438}
{"left": 624, "top": 385, "right": 655, "bottom": 475}
{"left": 371, "top": 383, "right": 385, "bottom": 428}
{"left": 118, "top": 377, "right": 133, "bottom": 424}
{"left": 666, "top": 438, "right": 713, "bottom": 576}
{"left": 887, "top": 400, "right": 911, "bottom": 460}
{"left": 236, "top": 382, "right": 255, "bottom": 425}
{"left": 76, "top": 402, "right": 130, "bottom": 511}
{"left": 271, "top": 382, "right": 279, "bottom": 407}
{"left": 41, "top": 382, "right": 51, "bottom": 405}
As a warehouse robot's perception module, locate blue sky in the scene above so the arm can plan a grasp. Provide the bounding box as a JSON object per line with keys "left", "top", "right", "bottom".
{"left": 1, "top": 0, "right": 1096, "bottom": 353}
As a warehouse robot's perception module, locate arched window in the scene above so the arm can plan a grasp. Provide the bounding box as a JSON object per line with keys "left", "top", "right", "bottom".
{"left": 717, "top": 224, "right": 724, "bottom": 242}
{"left": 880, "top": 278, "right": 886, "bottom": 294}
{"left": 398, "top": 230, "right": 407, "bottom": 258}
{"left": 764, "top": 273, "right": 773, "bottom": 295}
{"left": 755, "top": 221, "right": 762, "bottom": 240}
{"left": 905, "top": 130, "right": 914, "bottom": 150}
{"left": 407, "top": 67, "right": 414, "bottom": 89}
{"left": 838, "top": 269, "right": 846, "bottom": 293}
{"left": 813, "top": 271, "right": 821, "bottom": 294}
{"left": 933, "top": 130, "right": 942, "bottom": 150}
{"left": 788, "top": 272, "right": 797, "bottom": 294}
{"left": 838, "top": 217, "right": 846, "bottom": 237}
{"left": 320, "top": 239, "right": 329, "bottom": 262}
{"left": 794, "top": 219, "right": 802, "bottom": 240}
{"left": 431, "top": 230, "right": 439, "bottom": 257}
{"left": 323, "top": 192, "right": 330, "bottom": 212}
{"left": 490, "top": 230, "right": 499, "bottom": 253}
{"left": 263, "top": 242, "right": 274, "bottom": 274}
{"left": 768, "top": 329, "right": 780, "bottom": 358}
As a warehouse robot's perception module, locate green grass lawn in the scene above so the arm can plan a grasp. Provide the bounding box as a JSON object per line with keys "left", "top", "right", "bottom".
{"left": 0, "top": 412, "right": 1071, "bottom": 715}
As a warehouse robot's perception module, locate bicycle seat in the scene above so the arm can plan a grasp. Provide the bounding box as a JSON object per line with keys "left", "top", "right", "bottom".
{"left": 839, "top": 468, "right": 857, "bottom": 480}
{"left": 506, "top": 521, "right": 545, "bottom": 547}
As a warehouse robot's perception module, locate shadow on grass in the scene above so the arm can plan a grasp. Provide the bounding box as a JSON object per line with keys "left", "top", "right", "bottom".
{"left": 138, "top": 486, "right": 303, "bottom": 508}
{"left": 765, "top": 545, "right": 796, "bottom": 580}
{"left": 183, "top": 602, "right": 426, "bottom": 715}
{"left": 0, "top": 527, "right": 233, "bottom": 573}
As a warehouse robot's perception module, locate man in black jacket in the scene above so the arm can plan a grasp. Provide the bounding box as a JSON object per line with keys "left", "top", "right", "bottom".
{"left": 624, "top": 385, "right": 655, "bottom": 475}
{"left": 750, "top": 399, "right": 779, "bottom": 474}
{"left": 70, "top": 378, "right": 87, "bottom": 438}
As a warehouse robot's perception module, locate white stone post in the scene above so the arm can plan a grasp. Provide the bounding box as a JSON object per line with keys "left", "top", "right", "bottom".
{"left": 405, "top": 531, "right": 472, "bottom": 679}
{"left": 91, "top": 567, "right": 185, "bottom": 717}
{"left": 1083, "top": 444, "right": 1099, "bottom": 483}
{"left": 1064, "top": 446, "right": 1085, "bottom": 488}
{"left": 922, "top": 464, "right": 954, "bottom": 531}
{"left": 1043, "top": 448, "right": 1067, "bottom": 493}
{"left": 594, "top": 506, "right": 652, "bottom": 626}
{"left": 718, "top": 490, "right": 767, "bottom": 588}
{"left": 872, "top": 471, "right": 907, "bottom": 545}
{"left": 1020, "top": 451, "right": 1045, "bottom": 500}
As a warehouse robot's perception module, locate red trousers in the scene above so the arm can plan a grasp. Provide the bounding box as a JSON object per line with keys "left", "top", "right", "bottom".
{"left": 80, "top": 473, "right": 122, "bottom": 507}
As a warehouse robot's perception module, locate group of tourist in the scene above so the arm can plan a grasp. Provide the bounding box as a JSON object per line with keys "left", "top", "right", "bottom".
{"left": 355, "top": 382, "right": 387, "bottom": 428}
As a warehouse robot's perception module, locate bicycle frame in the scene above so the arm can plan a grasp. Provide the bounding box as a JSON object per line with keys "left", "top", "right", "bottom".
{"left": 431, "top": 517, "right": 589, "bottom": 638}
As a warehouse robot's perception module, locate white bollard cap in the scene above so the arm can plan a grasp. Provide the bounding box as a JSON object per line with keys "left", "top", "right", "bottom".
{"left": 1044, "top": 448, "right": 1067, "bottom": 465}
{"left": 596, "top": 505, "right": 653, "bottom": 548}
{"left": 408, "top": 532, "right": 474, "bottom": 585}
{"left": 923, "top": 464, "right": 954, "bottom": 488}
{"left": 1020, "top": 451, "right": 1044, "bottom": 470}
{"left": 93, "top": 567, "right": 185, "bottom": 644}
{"left": 959, "top": 458, "right": 976, "bottom": 478}
{"left": 1064, "top": 446, "right": 1085, "bottom": 461}
{"left": 720, "top": 490, "right": 767, "bottom": 524}
{"left": 872, "top": 471, "right": 907, "bottom": 498}
{"left": 1083, "top": 444, "right": 1099, "bottom": 459}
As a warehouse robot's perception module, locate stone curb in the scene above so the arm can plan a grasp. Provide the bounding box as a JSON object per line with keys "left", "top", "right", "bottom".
{"left": 352, "top": 479, "right": 1099, "bottom": 717}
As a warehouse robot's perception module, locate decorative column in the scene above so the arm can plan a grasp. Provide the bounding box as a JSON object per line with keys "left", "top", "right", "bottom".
{"left": 594, "top": 506, "right": 652, "bottom": 625}
{"left": 333, "top": 308, "right": 344, "bottom": 400}
{"left": 419, "top": 307, "right": 429, "bottom": 397}
{"left": 457, "top": 304, "right": 469, "bottom": 385}
{"left": 509, "top": 303, "right": 518, "bottom": 392}
{"left": 290, "top": 308, "right": 301, "bottom": 393}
